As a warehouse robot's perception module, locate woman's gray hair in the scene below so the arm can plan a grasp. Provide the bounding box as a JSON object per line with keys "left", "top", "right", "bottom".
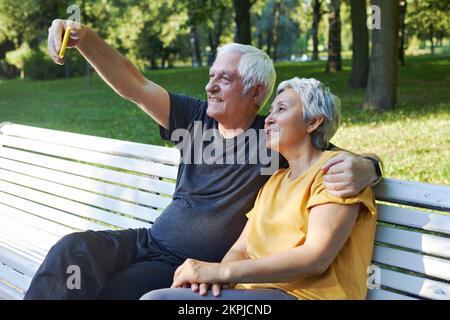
{"left": 276, "top": 77, "right": 341, "bottom": 150}
{"left": 217, "top": 43, "right": 276, "bottom": 110}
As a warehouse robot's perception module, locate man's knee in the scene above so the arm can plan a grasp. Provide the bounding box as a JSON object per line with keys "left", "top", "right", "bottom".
{"left": 52, "top": 231, "right": 96, "bottom": 254}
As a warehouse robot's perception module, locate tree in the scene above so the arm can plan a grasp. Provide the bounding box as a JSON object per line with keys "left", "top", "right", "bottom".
{"left": 311, "top": 0, "right": 325, "bottom": 60}
{"left": 398, "top": 0, "right": 407, "bottom": 66}
{"left": 188, "top": 0, "right": 203, "bottom": 67}
{"left": 348, "top": 0, "right": 369, "bottom": 88}
{"left": 271, "top": 0, "right": 283, "bottom": 61}
{"left": 406, "top": 0, "right": 449, "bottom": 55}
{"left": 206, "top": 0, "right": 232, "bottom": 65}
{"left": 365, "top": 0, "right": 400, "bottom": 110}
{"left": 232, "top": 0, "right": 253, "bottom": 44}
{"left": 325, "top": 0, "right": 342, "bottom": 73}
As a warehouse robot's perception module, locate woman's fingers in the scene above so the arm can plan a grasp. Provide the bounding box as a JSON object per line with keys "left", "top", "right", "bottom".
{"left": 199, "top": 283, "right": 209, "bottom": 296}
{"left": 212, "top": 284, "right": 221, "bottom": 297}
{"left": 191, "top": 283, "right": 199, "bottom": 292}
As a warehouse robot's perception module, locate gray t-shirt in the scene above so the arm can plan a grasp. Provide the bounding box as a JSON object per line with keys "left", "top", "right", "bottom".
{"left": 150, "top": 92, "right": 287, "bottom": 262}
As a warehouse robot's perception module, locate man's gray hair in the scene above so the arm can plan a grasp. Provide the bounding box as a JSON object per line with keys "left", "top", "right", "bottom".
{"left": 217, "top": 43, "right": 276, "bottom": 110}
{"left": 277, "top": 77, "right": 341, "bottom": 150}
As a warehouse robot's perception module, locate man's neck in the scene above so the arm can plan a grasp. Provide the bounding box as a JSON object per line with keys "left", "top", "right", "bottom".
{"left": 217, "top": 114, "right": 258, "bottom": 139}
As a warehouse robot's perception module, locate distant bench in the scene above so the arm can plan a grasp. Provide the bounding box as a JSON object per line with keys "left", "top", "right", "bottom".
{"left": 0, "top": 122, "right": 449, "bottom": 300}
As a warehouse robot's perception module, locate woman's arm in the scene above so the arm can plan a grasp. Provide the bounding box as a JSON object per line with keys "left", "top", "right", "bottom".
{"left": 222, "top": 203, "right": 359, "bottom": 283}
{"left": 171, "top": 203, "right": 359, "bottom": 288}
{"left": 221, "top": 220, "right": 251, "bottom": 263}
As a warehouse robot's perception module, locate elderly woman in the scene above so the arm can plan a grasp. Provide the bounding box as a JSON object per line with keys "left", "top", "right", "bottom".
{"left": 141, "top": 78, "right": 377, "bottom": 300}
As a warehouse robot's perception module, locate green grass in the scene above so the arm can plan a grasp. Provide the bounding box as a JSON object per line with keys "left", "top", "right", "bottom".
{"left": 0, "top": 54, "right": 449, "bottom": 185}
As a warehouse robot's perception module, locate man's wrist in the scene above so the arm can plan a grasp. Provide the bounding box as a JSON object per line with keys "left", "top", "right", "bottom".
{"left": 75, "top": 25, "right": 89, "bottom": 50}
{"left": 364, "top": 157, "right": 383, "bottom": 185}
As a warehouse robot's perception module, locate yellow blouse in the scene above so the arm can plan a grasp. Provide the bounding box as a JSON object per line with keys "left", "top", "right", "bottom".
{"left": 234, "top": 151, "right": 377, "bottom": 300}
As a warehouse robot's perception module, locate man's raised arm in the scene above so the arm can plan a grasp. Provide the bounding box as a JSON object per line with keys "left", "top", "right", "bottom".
{"left": 47, "top": 19, "right": 170, "bottom": 129}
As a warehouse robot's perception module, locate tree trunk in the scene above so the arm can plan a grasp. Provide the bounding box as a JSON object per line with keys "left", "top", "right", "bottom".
{"left": 207, "top": 6, "right": 225, "bottom": 66}
{"left": 366, "top": 0, "right": 400, "bottom": 110}
{"left": 64, "top": 57, "right": 70, "bottom": 79}
{"left": 349, "top": 0, "right": 369, "bottom": 88}
{"left": 232, "top": 0, "right": 252, "bottom": 44}
{"left": 189, "top": 23, "right": 202, "bottom": 67}
{"left": 256, "top": 14, "right": 263, "bottom": 49}
{"left": 150, "top": 57, "right": 157, "bottom": 69}
{"left": 85, "top": 62, "right": 91, "bottom": 90}
{"left": 398, "top": 0, "right": 407, "bottom": 66}
{"left": 312, "top": 0, "right": 321, "bottom": 61}
{"left": 429, "top": 25, "right": 434, "bottom": 55}
{"left": 272, "top": 0, "right": 283, "bottom": 61}
{"left": 266, "top": 27, "right": 273, "bottom": 56}
{"left": 326, "top": 0, "right": 342, "bottom": 73}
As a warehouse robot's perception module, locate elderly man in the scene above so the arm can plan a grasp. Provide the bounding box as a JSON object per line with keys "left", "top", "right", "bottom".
{"left": 24, "top": 20, "right": 382, "bottom": 300}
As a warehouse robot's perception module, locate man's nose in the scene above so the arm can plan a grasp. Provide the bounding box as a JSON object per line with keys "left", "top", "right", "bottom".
{"left": 205, "top": 79, "right": 218, "bottom": 93}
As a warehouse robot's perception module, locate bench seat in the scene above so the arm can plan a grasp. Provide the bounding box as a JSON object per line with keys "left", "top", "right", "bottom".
{"left": 0, "top": 123, "right": 449, "bottom": 300}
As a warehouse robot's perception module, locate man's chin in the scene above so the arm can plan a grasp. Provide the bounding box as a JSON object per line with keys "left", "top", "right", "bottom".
{"left": 206, "top": 106, "right": 222, "bottom": 120}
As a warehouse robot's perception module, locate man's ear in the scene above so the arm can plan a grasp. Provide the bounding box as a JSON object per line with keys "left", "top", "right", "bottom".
{"left": 306, "top": 116, "right": 325, "bottom": 133}
{"left": 252, "top": 84, "right": 266, "bottom": 104}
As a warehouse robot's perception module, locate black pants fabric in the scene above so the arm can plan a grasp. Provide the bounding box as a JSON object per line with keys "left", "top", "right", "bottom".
{"left": 23, "top": 228, "right": 183, "bottom": 300}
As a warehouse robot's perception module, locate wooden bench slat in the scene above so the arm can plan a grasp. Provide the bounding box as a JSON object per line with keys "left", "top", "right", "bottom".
{"left": 0, "top": 280, "right": 25, "bottom": 300}
{"left": 0, "top": 191, "right": 108, "bottom": 232}
{"left": 377, "top": 267, "right": 450, "bottom": 300}
{"left": 0, "top": 219, "right": 56, "bottom": 255}
{"left": 0, "top": 168, "right": 164, "bottom": 222}
{"left": 0, "top": 213, "right": 61, "bottom": 252}
{"left": 0, "top": 234, "right": 47, "bottom": 262}
{"left": 0, "top": 242, "right": 41, "bottom": 276}
{"left": 0, "top": 158, "right": 172, "bottom": 210}
{"left": 0, "top": 135, "right": 179, "bottom": 180}
{"left": 373, "top": 178, "right": 450, "bottom": 212}
{"left": 0, "top": 262, "right": 31, "bottom": 293}
{"left": 0, "top": 203, "right": 76, "bottom": 238}
{"left": 377, "top": 204, "right": 450, "bottom": 235}
{"left": 0, "top": 123, "right": 180, "bottom": 166}
{"left": 0, "top": 180, "right": 151, "bottom": 230}
{"left": 366, "top": 288, "right": 417, "bottom": 300}
{"left": 0, "top": 146, "right": 176, "bottom": 196}
{"left": 372, "top": 245, "right": 450, "bottom": 281}
{"left": 375, "top": 225, "right": 450, "bottom": 259}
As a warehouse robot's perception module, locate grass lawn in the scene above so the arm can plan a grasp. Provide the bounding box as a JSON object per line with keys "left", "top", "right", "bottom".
{"left": 0, "top": 54, "right": 449, "bottom": 185}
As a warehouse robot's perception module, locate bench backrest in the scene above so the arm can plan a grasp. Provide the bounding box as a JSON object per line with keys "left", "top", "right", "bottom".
{"left": 0, "top": 123, "right": 449, "bottom": 300}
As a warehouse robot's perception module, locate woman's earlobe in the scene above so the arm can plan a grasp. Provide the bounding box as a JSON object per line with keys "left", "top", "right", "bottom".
{"left": 307, "top": 117, "right": 325, "bottom": 133}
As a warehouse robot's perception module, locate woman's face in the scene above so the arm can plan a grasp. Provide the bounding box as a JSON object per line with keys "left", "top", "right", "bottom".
{"left": 264, "top": 88, "right": 308, "bottom": 153}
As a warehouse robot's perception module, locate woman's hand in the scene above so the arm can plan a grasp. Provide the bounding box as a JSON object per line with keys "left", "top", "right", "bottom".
{"left": 190, "top": 283, "right": 235, "bottom": 297}
{"left": 171, "top": 259, "right": 231, "bottom": 296}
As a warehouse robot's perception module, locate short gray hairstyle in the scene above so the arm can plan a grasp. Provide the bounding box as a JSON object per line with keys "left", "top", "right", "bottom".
{"left": 217, "top": 43, "right": 276, "bottom": 110}
{"left": 276, "top": 77, "right": 341, "bottom": 150}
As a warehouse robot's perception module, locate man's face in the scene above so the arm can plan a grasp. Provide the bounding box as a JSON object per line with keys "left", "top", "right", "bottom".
{"left": 205, "top": 52, "right": 255, "bottom": 124}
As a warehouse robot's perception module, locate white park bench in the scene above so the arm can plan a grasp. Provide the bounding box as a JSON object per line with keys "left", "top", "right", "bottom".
{"left": 0, "top": 122, "right": 449, "bottom": 300}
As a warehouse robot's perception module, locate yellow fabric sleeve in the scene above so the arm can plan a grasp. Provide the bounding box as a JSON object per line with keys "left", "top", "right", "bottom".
{"left": 306, "top": 169, "right": 377, "bottom": 221}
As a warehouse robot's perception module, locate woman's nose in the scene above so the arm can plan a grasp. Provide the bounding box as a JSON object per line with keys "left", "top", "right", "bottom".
{"left": 265, "top": 112, "right": 275, "bottom": 125}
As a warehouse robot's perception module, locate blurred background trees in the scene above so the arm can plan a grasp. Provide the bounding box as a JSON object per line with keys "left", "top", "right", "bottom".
{"left": 0, "top": 0, "right": 449, "bottom": 109}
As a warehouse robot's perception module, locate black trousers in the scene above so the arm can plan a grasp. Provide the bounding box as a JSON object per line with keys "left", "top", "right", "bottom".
{"left": 23, "top": 228, "right": 183, "bottom": 300}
